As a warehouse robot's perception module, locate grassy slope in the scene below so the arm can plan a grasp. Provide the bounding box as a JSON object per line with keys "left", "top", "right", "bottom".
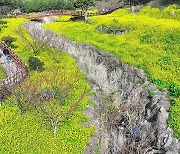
{"left": 0, "top": 18, "right": 94, "bottom": 153}
{"left": 44, "top": 5, "right": 180, "bottom": 138}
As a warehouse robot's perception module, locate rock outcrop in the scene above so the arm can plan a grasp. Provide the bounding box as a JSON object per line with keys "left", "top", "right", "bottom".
{"left": 97, "top": 26, "right": 128, "bottom": 35}
{"left": 0, "top": 6, "right": 12, "bottom": 15}
{"left": 25, "top": 22, "right": 180, "bottom": 154}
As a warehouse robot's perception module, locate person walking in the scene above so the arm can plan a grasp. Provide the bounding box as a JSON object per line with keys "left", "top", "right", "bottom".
{"left": 3, "top": 48, "right": 10, "bottom": 56}
{"left": 3, "top": 48, "right": 11, "bottom": 63}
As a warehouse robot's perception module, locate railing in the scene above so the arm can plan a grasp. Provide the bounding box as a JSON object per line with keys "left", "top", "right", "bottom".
{"left": 26, "top": 10, "right": 101, "bottom": 20}
{"left": 22, "top": 1, "right": 132, "bottom": 20}
{"left": 0, "top": 42, "right": 28, "bottom": 92}
{"left": 37, "top": 10, "right": 101, "bottom": 16}
{"left": 0, "top": 42, "right": 27, "bottom": 69}
{"left": 26, "top": 2, "right": 130, "bottom": 20}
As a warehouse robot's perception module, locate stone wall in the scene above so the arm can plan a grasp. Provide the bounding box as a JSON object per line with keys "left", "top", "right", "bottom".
{"left": 25, "top": 22, "right": 179, "bottom": 154}
{"left": 0, "top": 6, "right": 12, "bottom": 15}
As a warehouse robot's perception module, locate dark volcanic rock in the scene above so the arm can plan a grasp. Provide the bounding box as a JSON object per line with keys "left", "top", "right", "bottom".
{"left": 97, "top": 26, "right": 128, "bottom": 35}
{"left": 39, "top": 89, "right": 54, "bottom": 101}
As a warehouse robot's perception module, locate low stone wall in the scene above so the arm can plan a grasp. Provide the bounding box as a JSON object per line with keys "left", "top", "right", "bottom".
{"left": 25, "top": 22, "right": 179, "bottom": 154}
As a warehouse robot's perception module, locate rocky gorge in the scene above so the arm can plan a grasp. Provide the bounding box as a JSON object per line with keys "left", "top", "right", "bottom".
{"left": 24, "top": 22, "right": 179, "bottom": 154}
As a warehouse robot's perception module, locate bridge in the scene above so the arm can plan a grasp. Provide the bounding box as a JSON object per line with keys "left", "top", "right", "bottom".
{"left": 26, "top": 10, "right": 100, "bottom": 21}
{"left": 0, "top": 42, "right": 28, "bottom": 93}
{"left": 26, "top": 1, "right": 131, "bottom": 20}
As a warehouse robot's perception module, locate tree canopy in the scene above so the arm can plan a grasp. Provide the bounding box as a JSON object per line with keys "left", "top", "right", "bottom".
{"left": 0, "top": 0, "right": 75, "bottom": 13}
{"left": 0, "top": 0, "right": 179, "bottom": 14}
{"left": 74, "top": 0, "right": 95, "bottom": 11}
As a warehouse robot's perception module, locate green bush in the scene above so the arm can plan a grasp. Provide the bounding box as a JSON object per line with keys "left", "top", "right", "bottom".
{"left": 148, "top": 91, "right": 157, "bottom": 99}
{"left": 169, "top": 83, "right": 180, "bottom": 97}
{"left": 28, "top": 57, "right": 44, "bottom": 71}
{"left": 0, "top": 20, "right": 7, "bottom": 25}
{"left": 1, "top": 36, "right": 17, "bottom": 46}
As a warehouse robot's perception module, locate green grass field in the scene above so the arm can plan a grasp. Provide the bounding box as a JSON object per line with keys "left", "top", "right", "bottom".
{"left": 0, "top": 18, "right": 94, "bottom": 153}
{"left": 44, "top": 5, "right": 180, "bottom": 138}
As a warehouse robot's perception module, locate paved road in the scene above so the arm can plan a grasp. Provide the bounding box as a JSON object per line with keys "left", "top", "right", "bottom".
{"left": 0, "top": 48, "right": 24, "bottom": 87}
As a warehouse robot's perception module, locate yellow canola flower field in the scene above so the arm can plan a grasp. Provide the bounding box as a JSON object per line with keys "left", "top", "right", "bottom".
{"left": 0, "top": 17, "right": 94, "bottom": 153}
{"left": 44, "top": 5, "right": 180, "bottom": 138}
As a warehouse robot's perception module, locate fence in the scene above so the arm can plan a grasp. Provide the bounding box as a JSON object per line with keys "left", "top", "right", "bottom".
{"left": 0, "top": 42, "right": 28, "bottom": 92}
{"left": 26, "top": 10, "right": 101, "bottom": 20}
{"left": 26, "top": 1, "right": 131, "bottom": 20}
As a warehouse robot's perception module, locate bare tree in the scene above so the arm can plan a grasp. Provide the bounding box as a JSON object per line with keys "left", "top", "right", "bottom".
{"left": 35, "top": 68, "right": 89, "bottom": 137}
{"left": 0, "top": 85, "right": 11, "bottom": 106}
{"left": 13, "top": 67, "right": 89, "bottom": 137}
{"left": 13, "top": 79, "right": 41, "bottom": 115}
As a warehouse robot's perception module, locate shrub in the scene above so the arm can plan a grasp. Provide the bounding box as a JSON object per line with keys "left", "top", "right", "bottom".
{"left": 1, "top": 36, "right": 17, "bottom": 46}
{"left": 169, "top": 83, "right": 180, "bottom": 97}
{"left": 148, "top": 91, "right": 157, "bottom": 99}
{"left": 0, "top": 85, "right": 11, "bottom": 102}
{"left": 28, "top": 57, "right": 44, "bottom": 71}
{"left": 0, "top": 20, "right": 7, "bottom": 25}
